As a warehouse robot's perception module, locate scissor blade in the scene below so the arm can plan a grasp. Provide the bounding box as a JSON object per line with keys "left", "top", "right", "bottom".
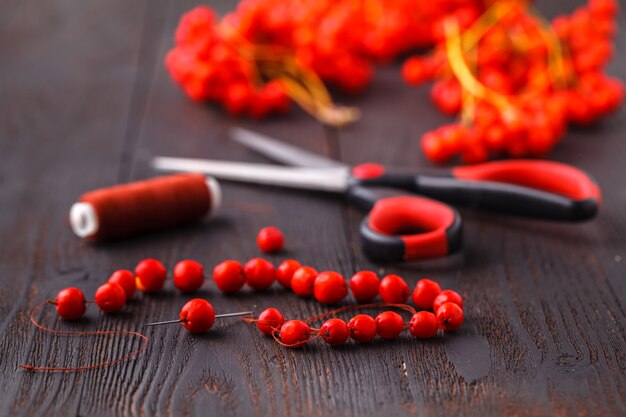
{"left": 230, "top": 127, "right": 346, "bottom": 168}
{"left": 152, "top": 156, "right": 350, "bottom": 192}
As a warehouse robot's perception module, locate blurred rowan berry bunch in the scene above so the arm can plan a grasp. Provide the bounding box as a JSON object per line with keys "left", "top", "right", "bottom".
{"left": 404, "top": 0, "right": 624, "bottom": 163}
{"left": 165, "top": 0, "right": 482, "bottom": 126}
{"left": 165, "top": 0, "right": 623, "bottom": 164}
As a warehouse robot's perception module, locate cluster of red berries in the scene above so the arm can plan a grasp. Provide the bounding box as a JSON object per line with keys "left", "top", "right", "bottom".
{"left": 403, "top": 0, "right": 624, "bottom": 164}
{"left": 165, "top": 7, "right": 290, "bottom": 118}
{"left": 552, "top": 0, "right": 623, "bottom": 125}
{"left": 166, "top": 1, "right": 622, "bottom": 163}
{"left": 248, "top": 276, "right": 464, "bottom": 348}
{"left": 166, "top": 1, "right": 484, "bottom": 124}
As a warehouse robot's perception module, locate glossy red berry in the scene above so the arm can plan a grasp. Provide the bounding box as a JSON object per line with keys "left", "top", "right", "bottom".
{"left": 54, "top": 288, "right": 86, "bottom": 320}
{"left": 349, "top": 271, "right": 380, "bottom": 303}
{"left": 290, "top": 266, "right": 318, "bottom": 297}
{"left": 412, "top": 278, "right": 442, "bottom": 310}
{"left": 135, "top": 258, "right": 167, "bottom": 293}
{"left": 379, "top": 274, "right": 410, "bottom": 303}
{"left": 320, "top": 318, "right": 350, "bottom": 346}
{"left": 244, "top": 258, "right": 276, "bottom": 291}
{"left": 348, "top": 314, "right": 377, "bottom": 343}
{"left": 375, "top": 311, "right": 405, "bottom": 340}
{"left": 256, "top": 226, "right": 284, "bottom": 253}
{"left": 95, "top": 282, "right": 127, "bottom": 313}
{"left": 213, "top": 260, "right": 246, "bottom": 293}
{"left": 409, "top": 311, "right": 438, "bottom": 339}
{"left": 108, "top": 270, "right": 136, "bottom": 299}
{"left": 173, "top": 260, "right": 204, "bottom": 293}
{"left": 180, "top": 298, "right": 215, "bottom": 333}
{"left": 436, "top": 302, "right": 464, "bottom": 331}
{"left": 433, "top": 289, "right": 463, "bottom": 313}
{"left": 276, "top": 259, "right": 302, "bottom": 288}
{"left": 402, "top": 56, "right": 434, "bottom": 85}
{"left": 257, "top": 308, "right": 285, "bottom": 335}
{"left": 279, "top": 320, "right": 311, "bottom": 348}
{"left": 314, "top": 271, "right": 348, "bottom": 304}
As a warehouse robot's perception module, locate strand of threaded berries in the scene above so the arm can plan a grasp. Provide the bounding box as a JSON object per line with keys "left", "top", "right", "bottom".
{"left": 20, "top": 262, "right": 461, "bottom": 369}
{"left": 47, "top": 258, "right": 464, "bottom": 327}
{"left": 46, "top": 257, "right": 464, "bottom": 350}
{"left": 22, "top": 226, "right": 465, "bottom": 370}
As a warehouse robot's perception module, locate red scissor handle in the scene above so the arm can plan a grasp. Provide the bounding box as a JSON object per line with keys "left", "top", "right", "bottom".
{"left": 452, "top": 160, "right": 601, "bottom": 202}
{"left": 359, "top": 196, "right": 462, "bottom": 262}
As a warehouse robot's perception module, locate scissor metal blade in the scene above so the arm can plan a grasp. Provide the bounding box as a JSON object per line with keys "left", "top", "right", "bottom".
{"left": 152, "top": 156, "right": 350, "bottom": 192}
{"left": 230, "top": 127, "right": 346, "bottom": 168}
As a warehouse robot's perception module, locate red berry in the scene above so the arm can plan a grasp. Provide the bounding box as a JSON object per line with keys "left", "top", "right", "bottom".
{"left": 175, "top": 6, "right": 216, "bottom": 47}
{"left": 135, "top": 259, "right": 166, "bottom": 293}
{"left": 433, "top": 289, "right": 463, "bottom": 313}
{"left": 320, "top": 318, "right": 349, "bottom": 346}
{"left": 54, "top": 288, "right": 86, "bottom": 320}
{"left": 279, "top": 320, "right": 311, "bottom": 348}
{"left": 173, "top": 260, "right": 204, "bottom": 293}
{"left": 224, "top": 83, "right": 252, "bottom": 116}
{"left": 421, "top": 130, "right": 452, "bottom": 164}
{"left": 412, "top": 278, "right": 442, "bottom": 310}
{"left": 431, "top": 79, "right": 462, "bottom": 115}
{"left": 409, "top": 311, "right": 438, "bottom": 339}
{"left": 436, "top": 302, "right": 464, "bottom": 331}
{"left": 379, "top": 275, "right": 410, "bottom": 303}
{"left": 95, "top": 282, "right": 126, "bottom": 313}
{"left": 108, "top": 270, "right": 136, "bottom": 299}
{"left": 402, "top": 56, "right": 433, "bottom": 85}
{"left": 244, "top": 258, "right": 276, "bottom": 291}
{"left": 257, "top": 308, "right": 285, "bottom": 335}
{"left": 313, "top": 271, "right": 348, "bottom": 304}
{"left": 180, "top": 299, "right": 215, "bottom": 333}
{"left": 256, "top": 226, "right": 285, "bottom": 253}
{"left": 290, "top": 266, "right": 318, "bottom": 297}
{"left": 375, "top": 311, "right": 405, "bottom": 340}
{"left": 213, "top": 260, "right": 246, "bottom": 293}
{"left": 349, "top": 271, "right": 380, "bottom": 303}
{"left": 276, "top": 259, "right": 302, "bottom": 288}
{"left": 348, "top": 314, "right": 377, "bottom": 343}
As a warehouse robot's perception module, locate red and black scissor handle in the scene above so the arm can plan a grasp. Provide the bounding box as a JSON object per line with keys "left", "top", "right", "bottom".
{"left": 358, "top": 194, "right": 462, "bottom": 263}
{"left": 349, "top": 160, "right": 601, "bottom": 263}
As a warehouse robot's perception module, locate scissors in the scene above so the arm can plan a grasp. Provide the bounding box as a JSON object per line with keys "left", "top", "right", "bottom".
{"left": 152, "top": 128, "right": 601, "bottom": 263}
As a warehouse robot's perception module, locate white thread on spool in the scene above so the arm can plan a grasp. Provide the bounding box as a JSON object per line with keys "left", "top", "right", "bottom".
{"left": 70, "top": 202, "right": 99, "bottom": 238}
{"left": 206, "top": 176, "right": 222, "bottom": 210}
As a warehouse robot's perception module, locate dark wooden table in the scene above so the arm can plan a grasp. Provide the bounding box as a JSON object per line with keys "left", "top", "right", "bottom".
{"left": 1, "top": 0, "right": 624, "bottom": 416}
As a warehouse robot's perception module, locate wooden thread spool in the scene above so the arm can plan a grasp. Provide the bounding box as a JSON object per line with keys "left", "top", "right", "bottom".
{"left": 70, "top": 174, "right": 221, "bottom": 241}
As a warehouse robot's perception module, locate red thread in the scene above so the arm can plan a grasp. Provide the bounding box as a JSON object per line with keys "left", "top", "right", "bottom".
{"left": 18, "top": 301, "right": 148, "bottom": 372}
{"left": 76, "top": 174, "right": 212, "bottom": 241}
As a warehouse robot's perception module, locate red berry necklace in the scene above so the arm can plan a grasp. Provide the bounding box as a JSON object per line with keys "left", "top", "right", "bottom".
{"left": 21, "top": 228, "right": 466, "bottom": 369}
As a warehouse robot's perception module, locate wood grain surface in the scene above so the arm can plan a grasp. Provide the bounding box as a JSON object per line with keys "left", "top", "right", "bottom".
{"left": 0, "top": 0, "right": 624, "bottom": 416}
